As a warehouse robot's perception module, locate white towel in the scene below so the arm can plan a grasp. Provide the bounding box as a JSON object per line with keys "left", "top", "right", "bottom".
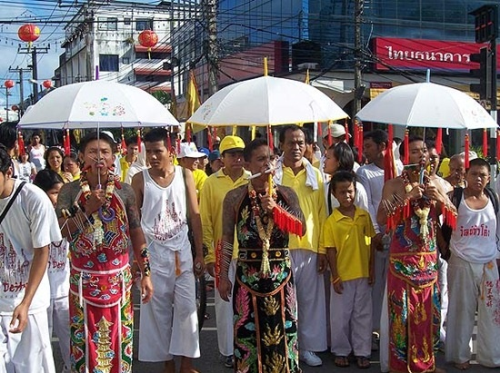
{"left": 273, "top": 156, "right": 319, "bottom": 190}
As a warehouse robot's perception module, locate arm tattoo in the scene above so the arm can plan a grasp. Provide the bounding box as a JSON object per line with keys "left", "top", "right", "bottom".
{"left": 56, "top": 182, "right": 80, "bottom": 218}
{"left": 117, "top": 183, "right": 142, "bottom": 229}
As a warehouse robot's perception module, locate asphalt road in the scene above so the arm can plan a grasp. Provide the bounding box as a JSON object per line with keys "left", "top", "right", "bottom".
{"left": 52, "top": 285, "right": 490, "bottom": 373}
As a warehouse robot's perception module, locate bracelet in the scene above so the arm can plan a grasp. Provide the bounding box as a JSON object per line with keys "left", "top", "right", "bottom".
{"left": 140, "top": 246, "right": 151, "bottom": 277}
{"left": 332, "top": 276, "right": 341, "bottom": 285}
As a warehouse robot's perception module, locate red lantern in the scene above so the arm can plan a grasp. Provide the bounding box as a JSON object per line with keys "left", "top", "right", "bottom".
{"left": 138, "top": 30, "right": 158, "bottom": 59}
{"left": 4, "top": 80, "right": 15, "bottom": 89}
{"left": 11, "top": 105, "right": 19, "bottom": 112}
{"left": 42, "top": 80, "right": 52, "bottom": 89}
{"left": 18, "top": 24, "right": 40, "bottom": 49}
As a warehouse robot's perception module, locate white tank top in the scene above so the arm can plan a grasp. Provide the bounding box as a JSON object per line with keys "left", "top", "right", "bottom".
{"left": 29, "top": 146, "right": 46, "bottom": 171}
{"left": 140, "top": 166, "right": 189, "bottom": 251}
{"left": 450, "top": 192, "right": 498, "bottom": 263}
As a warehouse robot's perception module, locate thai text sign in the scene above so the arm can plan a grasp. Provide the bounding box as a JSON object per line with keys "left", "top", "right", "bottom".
{"left": 372, "top": 37, "right": 499, "bottom": 71}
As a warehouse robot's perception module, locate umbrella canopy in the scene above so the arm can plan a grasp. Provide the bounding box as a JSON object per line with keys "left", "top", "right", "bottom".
{"left": 187, "top": 75, "right": 349, "bottom": 127}
{"left": 19, "top": 80, "right": 179, "bottom": 129}
{"left": 356, "top": 82, "right": 497, "bottom": 130}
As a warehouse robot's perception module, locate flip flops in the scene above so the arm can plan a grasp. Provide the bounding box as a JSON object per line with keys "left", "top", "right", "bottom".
{"left": 356, "top": 356, "right": 371, "bottom": 369}
{"left": 334, "top": 356, "right": 350, "bottom": 367}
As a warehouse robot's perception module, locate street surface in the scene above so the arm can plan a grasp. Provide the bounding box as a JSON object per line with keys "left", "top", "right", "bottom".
{"left": 52, "top": 285, "right": 489, "bottom": 373}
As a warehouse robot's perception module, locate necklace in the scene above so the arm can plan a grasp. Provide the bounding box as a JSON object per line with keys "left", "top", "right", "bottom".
{"left": 248, "top": 182, "right": 276, "bottom": 277}
{"left": 80, "top": 172, "right": 117, "bottom": 247}
{"left": 401, "top": 169, "right": 431, "bottom": 238}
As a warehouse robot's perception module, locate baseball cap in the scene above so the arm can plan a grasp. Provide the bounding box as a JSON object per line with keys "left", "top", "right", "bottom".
{"left": 219, "top": 136, "right": 245, "bottom": 154}
{"left": 178, "top": 142, "right": 205, "bottom": 158}
{"left": 198, "top": 147, "right": 210, "bottom": 157}
{"left": 323, "top": 123, "right": 346, "bottom": 138}
{"left": 102, "top": 130, "right": 116, "bottom": 143}
{"left": 208, "top": 150, "right": 220, "bottom": 162}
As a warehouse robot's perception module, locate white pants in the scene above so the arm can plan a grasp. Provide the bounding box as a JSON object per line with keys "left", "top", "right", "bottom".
{"left": 214, "top": 260, "right": 235, "bottom": 357}
{"left": 446, "top": 255, "right": 500, "bottom": 367}
{"left": 48, "top": 296, "right": 70, "bottom": 373}
{"left": 0, "top": 309, "right": 56, "bottom": 373}
{"left": 290, "top": 250, "right": 327, "bottom": 352}
{"left": 379, "top": 284, "right": 389, "bottom": 373}
{"left": 438, "top": 255, "right": 448, "bottom": 343}
{"left": 139, "top": 246, "right": 200, "bottom": 361}
{"left": 371, "top": 250, "right": 388, "bottom": 331}
{"left": 330, "top": 278, "right": 372, "bottom": 357}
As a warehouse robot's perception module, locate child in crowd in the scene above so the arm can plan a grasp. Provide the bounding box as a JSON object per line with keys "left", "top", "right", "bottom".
{"left": 323, "top": 171, "right": 375, "bottom": 369}
{"left": 18, "top": 152, "right": 36, "bottom": 182}
{"left": 33, "top": 169, "right": 71, "bottom": 373}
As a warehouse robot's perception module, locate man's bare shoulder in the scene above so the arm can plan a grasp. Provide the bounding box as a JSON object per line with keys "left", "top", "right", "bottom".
{"left": 116, "top": 182, "right": 135, "bottom": 204}
{"left": 225, "top": 184, "right": 247, "bottom": 202}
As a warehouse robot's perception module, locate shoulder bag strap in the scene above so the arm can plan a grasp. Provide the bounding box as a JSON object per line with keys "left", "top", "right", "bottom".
{"left": 0, "top": 181, "right": 26, "bottom": 226}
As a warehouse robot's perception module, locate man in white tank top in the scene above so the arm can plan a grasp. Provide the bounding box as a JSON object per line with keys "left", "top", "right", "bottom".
{"left": 132, "top": 128, "right": 205, "bottom": 373}
{"left": 446, "top": 158, "right": 500, "bottom": 370}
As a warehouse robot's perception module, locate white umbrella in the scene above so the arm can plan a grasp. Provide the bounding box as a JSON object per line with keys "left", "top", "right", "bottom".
{"left": 18, "top": 80, "right": 179, "bottom": 129}
{"left": 187, "top": 75, "right": 349, "bottom": 127}
{"left": 356, "top": 82, "right": 497, "bottom": 129}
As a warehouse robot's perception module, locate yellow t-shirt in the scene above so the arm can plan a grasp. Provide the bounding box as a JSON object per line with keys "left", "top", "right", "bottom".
{"left": 322, "top": 207, "right": 375, "bottom": 281}
{"left": 120, "top": 156, "right": 133, "bottom": 182}
{"left": 281, "top": 165, "right": 326, "bottom": 253}
{"left": 193, "top": 169, "right": 208, "bottom": 197}
{"left": 199, "top": 168, "right": 250, "bottom": 264}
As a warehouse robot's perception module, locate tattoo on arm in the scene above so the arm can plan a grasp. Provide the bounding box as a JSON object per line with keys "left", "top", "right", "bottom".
{"left": 119, "top": 184, "right": 142, "bottom": 229}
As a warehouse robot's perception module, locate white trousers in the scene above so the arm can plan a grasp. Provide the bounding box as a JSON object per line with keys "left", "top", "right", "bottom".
{"left": 214, "top": 260, "right": 235, "bottom": 357}
{"left": 0, "top": 309, "right": 56, "bottom": 373}
{"left": 371, "top": 250, "right": 388, "bottom": 331}
{"left": 290, "top": 250, "right": 327, "bottom": 352}
{"left": 446, "top": 255, "right": 500, "bottom": 367}
{"left": 139, "top": 246, "right": 200, "bottom": 361}
{"left": 438, "top": 255, "right": 448, "bottom": 343}
{"left": 48, "top": 296, "right": 71, "bottom": 373}
{"left": 379, "top": 284, "right": 389, "bottom": 373}
{"left": 330, "top": 278, "right": 372, "bottom": 357}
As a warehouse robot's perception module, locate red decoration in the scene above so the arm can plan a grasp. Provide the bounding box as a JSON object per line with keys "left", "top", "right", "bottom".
{"left": 42, "top": 80, "right": 52, "bottom": 89}
{"left": 18, "top": 131, "right": 25, "bottom": 156}
{"left": 186, "top": 123, "right": 192, "bottom": 143}
{"left": 120, "top": 129, "right": 127, "bottom": 156}
{"left": 267, "top": 125, "right": 274, "bottom": 152}
{"left": 327, "top": 122, "right": 332, "bottom": 147}
{"left": 435, "top": 128, "right": 442, "bottom": 155}
{"left": 344, "top": 120, "right": 350, "bottom": 144}
{"left": 11, "top": 105, "right": 19, "bottom": 112}
{"left": 384, "top": 124, "right": 395, "bottom": 182}
{"left": 4, "top": 80, "right": 14, "bottom": 89}
{"left": 404, "top": 129, "right": 409, "bottom": 165}
{"left": 483, "top": 128, "right": 488, "bottom": 159}
{"left": 137, "top": 129, "right": 142, "bottom": 153}
{"left": 63, "top": 129, "right": 71, "bottom": 156}
{"left": 18, "top": 24, "right": 40, "bottom": 48}
{"left": 464, "top": 133, "right": 470, "bottom": 168}
{"left": 317, "top": 121, "right": 322, "bottom": 138}
{"left": 138, "top": 30, "right": 158, "bottom": 59}
{"left": 497, "top": 130, "right": 500, "bottom": 161}
{"left": 273, "top": 206, "right": 303, "bottom": 237}
{"left": 207, "top": 127, "right": 213, "bottom": 151}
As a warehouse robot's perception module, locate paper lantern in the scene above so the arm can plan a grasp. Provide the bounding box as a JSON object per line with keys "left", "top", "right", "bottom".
{"left": 4, "top": 80, "right": 14, "bottom": 89}
{"left": 18, "top": 24, "right": 40, "bottom": 48}
{"left": 11, "top": 105, "right": 19, "bottom": 112}
{"left": 42, "top": 80, "right": 52, "bottom": 89}
{"left": 138, "top": 30, "right": 158, "bottom": 59}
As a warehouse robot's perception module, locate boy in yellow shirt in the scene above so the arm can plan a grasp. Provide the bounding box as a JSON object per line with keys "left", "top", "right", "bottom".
{"left": 323, "top": 171, "right": 375, "bottom": 369}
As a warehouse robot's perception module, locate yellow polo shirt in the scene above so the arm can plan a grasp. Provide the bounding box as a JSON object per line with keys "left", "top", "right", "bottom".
{"left": 322, "top": 207, "right": 375, "bottom": 281}
{"left": 281, "top": 165, "right": 326, "bottom": 253}
{"left": 200, "top": 168, "right": 250, "bottom": 264}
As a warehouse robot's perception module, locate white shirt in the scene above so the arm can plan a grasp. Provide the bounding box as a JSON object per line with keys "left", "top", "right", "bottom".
{"left": 356, "top": 163, "right": 384, "bottom": 233}
{"left": 0, "top": 179, "right": 62, "bottom": 314}
{"left": 450, "top": 193, "right": 498, "bottom": 263}
{"left": 140, "top": 166, "right": 189, "bottom": 252}
{"left": 18, "top": 162, "right": 34, "bottom": 183}
{"left": 324, "top": 181, "right": 369, "bottom": 215}
{"left": 48, "top": 239, "right": 70, "bottom": 299}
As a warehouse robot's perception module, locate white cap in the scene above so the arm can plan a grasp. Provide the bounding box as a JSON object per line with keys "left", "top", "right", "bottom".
{"left": 102, "top": 130, "right": 116, "bottom": 143}
{"left": 178, "top": 142, "right": 205, "bottom": 158}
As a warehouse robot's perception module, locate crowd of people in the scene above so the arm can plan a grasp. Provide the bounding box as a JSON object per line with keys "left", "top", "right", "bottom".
{"left": 0, "top": 120, "right": 500, "bottom": 373}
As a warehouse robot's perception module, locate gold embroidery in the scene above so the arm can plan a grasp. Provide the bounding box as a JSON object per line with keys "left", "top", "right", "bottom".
{"left": 262, "top": 325, "right": 284, "bottom": 347}
{"left": 263, "top": 352, "right": 286, "bottom": 373}
{"left": 95, "top": 317, "right": 114, "bottom": 373}
{"left": 262, "top": 296, "right": 279, "bottom": 316}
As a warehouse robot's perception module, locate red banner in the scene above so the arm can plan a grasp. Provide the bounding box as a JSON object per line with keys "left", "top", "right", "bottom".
{"left": 372, "top": 37, "right": 498, "bottom": 71}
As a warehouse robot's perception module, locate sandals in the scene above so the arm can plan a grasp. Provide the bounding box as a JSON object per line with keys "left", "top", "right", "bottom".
{"left": 334, "top": 356, "right": 350, "bottom": 368}
{"left": 356, "top": 356, "right": 371, "bottom": 369}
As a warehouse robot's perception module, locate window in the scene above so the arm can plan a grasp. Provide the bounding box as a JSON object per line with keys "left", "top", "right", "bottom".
{"left": 122, "top": 57, "right": 130, "bottom": 64}
{"left": 99, "top": 54, "right": 119, "bottom": 72}
{"left": 124, "top": 17, "right": 131, "bottom": 25}
{"left": 98, "top": 17, "right": 117, "bottom": 31}
{"left": 136, "top": 18, "right": 154, "bottom": 31}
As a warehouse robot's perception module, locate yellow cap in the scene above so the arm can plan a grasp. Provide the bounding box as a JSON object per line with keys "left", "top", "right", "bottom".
{"left": 219, "top": 135, "right": 245, "bottom": 154}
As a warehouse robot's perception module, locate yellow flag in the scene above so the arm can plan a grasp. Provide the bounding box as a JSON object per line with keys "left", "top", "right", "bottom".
{"left": 186, "top": 70, "right": 205, "bottom": 133}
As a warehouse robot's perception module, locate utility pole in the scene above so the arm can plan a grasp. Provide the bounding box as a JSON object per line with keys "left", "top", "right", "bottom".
{"left": 8, "top": 66, "right": 31, "bottom": 117}
{"left": 353, "top": 0, "right": 363, "bottom": 117}
{"left": 18, "top": 46, "right": 50, "bottom": 104}
{"left": 204, "top": 0, "right": 219, "bottom": 96}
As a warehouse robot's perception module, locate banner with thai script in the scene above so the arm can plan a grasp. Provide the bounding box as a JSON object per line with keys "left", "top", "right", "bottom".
{"left": 372, "top": 37, "right": 499, "bottom": 71}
